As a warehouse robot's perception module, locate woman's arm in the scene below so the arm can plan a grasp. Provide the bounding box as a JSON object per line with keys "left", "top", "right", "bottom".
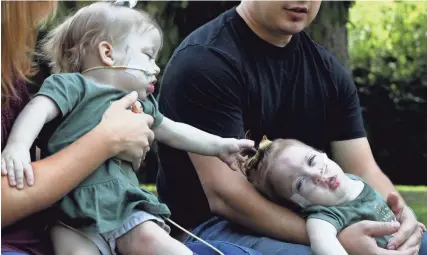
{"left": 1, "top": 92, "right": 155, "bottom": 227}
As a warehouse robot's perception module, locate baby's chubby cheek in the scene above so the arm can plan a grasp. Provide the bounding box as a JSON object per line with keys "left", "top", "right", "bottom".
{"left": 125, "top": 68, "right": 151, "bottom": 84}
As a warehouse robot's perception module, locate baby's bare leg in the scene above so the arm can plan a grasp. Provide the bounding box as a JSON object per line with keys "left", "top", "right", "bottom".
{"left": 51, "top": 224, "right": 101, "bottom": 255}
{"left": 116, "top": 221, "right": 193, "bottom": 255}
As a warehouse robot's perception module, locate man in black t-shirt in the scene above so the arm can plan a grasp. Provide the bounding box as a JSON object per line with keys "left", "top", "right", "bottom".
{"left": 157, "top": 1, "right": 425, "bottom": 255}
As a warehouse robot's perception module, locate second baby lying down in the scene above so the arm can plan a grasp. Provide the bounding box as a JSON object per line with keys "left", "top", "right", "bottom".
{"left": 238, "top": 136, "right": 416, "bottom": 255}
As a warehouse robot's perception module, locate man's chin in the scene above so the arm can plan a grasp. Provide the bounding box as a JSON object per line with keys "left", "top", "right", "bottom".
{"left": 278, "top": 23, "right": 307, "bottom": 35}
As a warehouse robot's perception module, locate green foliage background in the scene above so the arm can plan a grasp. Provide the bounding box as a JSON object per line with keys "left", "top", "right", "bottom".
{"left": 348, "top": 1, "right": 427, "bottom": 185}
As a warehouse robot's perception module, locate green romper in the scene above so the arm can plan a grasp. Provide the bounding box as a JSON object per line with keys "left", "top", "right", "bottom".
{"left": 302, "top": 174, "right": 397, "bottom": 248}
{"left": 36, "top": 73, "right": 171, "bottom": 234}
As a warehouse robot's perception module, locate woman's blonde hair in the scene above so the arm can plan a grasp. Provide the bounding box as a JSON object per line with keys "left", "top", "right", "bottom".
{"left": 1, "top": 1, "right": 57, "bottom": 107}
{"left": 42, "top": 2, "right": 162, "bottom": 74}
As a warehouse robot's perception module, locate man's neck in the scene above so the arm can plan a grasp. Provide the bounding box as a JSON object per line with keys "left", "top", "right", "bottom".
{"left": 236, "top": 4, "right": 292, "bottom": 47}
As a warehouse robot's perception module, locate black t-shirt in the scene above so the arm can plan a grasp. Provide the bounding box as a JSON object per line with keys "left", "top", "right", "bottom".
{"left": 157, "top": 7, "right": 366, "bottom": 230}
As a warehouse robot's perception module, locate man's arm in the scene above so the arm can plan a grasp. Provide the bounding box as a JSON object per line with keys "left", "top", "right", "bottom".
{"left": 306, "top": 218, "right": 347, "bottom": 255}
{"left": 159, "top": 45, "right": 309, "bottom": 244}
{"left": 328, "top": 57, "right": 420, "bottom": 252}
{"left": 332, "top": 138, "right": 422, "bottom": 252}
{"left": 189, "top": 153, "right": 309, "bottom": 244}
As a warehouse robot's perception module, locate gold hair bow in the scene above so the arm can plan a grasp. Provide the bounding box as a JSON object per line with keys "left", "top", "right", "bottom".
{"left": 113, "top": 0, "right": 137, "bottom": 8}
{"left": 259, "top": 135, "right": 273, "bottom": 150}
{"left": 243, "top": 135, "right": 273, "bottom": 174}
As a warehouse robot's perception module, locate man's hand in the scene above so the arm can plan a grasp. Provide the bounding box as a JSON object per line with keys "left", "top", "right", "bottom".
{"left": 386, "top": 192, "right": 422, "bottom": 252}
{"left": 338, "top": 220, "right": 418, "bottom": 255}
{"left": 419, "top": 222, "right": 426, "bottom": 232}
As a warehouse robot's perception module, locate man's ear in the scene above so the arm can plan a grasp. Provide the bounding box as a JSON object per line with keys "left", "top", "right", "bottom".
{"left": 98, "top": 41, "right": 115, "bottom": 66}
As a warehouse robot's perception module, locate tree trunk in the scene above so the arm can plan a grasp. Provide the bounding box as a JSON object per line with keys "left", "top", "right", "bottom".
{"left": 305, "top": 2, "right": 352, "bottom": 70}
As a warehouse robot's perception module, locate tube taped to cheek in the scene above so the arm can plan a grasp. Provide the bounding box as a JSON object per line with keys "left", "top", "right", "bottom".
{"left": 123, "top": 58, "right": 153, "bottom": 84}
{"left": 290, "top": 193, "right": 312, "bottom": 208}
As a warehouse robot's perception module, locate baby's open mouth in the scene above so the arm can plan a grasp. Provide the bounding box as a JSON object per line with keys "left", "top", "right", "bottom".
{"left": 326, "top": 175, "right": 339, "bottom": 190}
{"left": 147, "top": 78, "right": 157, "bottom": 93}
{"left": 147, "top": 83, "right": 155, "bottom": 93}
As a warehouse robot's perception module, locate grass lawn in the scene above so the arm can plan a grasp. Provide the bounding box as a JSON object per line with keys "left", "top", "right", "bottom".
{"left": 141, "top": 184, "right": 427, "bottom": 224}
{"left": 396, "top": 185, "right": 427, "bottom": 225}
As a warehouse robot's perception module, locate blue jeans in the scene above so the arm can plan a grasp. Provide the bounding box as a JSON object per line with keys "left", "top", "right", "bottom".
{"left": 186, "top": 240, "right": 262, "bottom": 255}
{"left": 421, "top": 234, "right": 427, "bottom": 255}
{"left": 1, "top": 244, "right": 261, "bottom": 255}
{"left": 186, "top": 217, "right": 311, "bottom": 254}
{"left": 186, "top": 216, "right": 427, "bottom": 255}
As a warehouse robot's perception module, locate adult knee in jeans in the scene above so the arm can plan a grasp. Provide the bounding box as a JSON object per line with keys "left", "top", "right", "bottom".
{"left": 2, "top": 253, "right": 30, "bottom": 255}
{"left": 116, "top": 221, "right": 193, "bottom": 255}
{"left": 419, "top": 231, "right": 427, "bottom": 255}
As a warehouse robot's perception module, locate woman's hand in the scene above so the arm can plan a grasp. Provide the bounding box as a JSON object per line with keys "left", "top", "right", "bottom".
{"left": 338, "top": 220, "right": 418, "bottom": 255}
{"left": 1, "top": 91, "right": 155, "bottom": 227}
{"left": 99, "top": 91, "right": 155, "bottom": 169}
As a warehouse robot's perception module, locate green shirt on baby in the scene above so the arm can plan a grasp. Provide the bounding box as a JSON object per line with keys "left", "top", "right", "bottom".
{"left": 302, "top": 174, "right": 397, "bottom": 248}
{"left": 36, "top": 73, "right": 170, "bottom": 234}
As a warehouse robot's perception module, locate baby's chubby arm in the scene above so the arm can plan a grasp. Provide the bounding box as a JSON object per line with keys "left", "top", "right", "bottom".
{"left": 1, "top": 95, "right": 60, "bottom": 189}
{"left": 154, "top": 117, "right": 254, "bottom": 171}
{"left": 307, "top": 218, "right": 349, "bottom": 255}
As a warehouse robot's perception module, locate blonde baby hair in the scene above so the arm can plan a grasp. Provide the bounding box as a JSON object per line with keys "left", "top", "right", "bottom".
{"left": 41, "top": 1, "right": 162, "bottom": 74}
{"left": 239, "top": 136, "right": 308, "bottom": 201}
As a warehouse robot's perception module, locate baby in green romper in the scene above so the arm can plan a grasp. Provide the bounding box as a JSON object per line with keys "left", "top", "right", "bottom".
{"left": 1, "top": 2, "right": 254, "bottom": 255}
{"left": 239, "top": 136, "right": 405, "bottom": 255}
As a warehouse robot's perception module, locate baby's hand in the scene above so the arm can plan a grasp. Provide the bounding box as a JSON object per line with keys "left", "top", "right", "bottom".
{"left": 1, "top": 143, "right": 34, "bottom": 189}
{"left": 218, "top": 138, "right": 255, "bottom": 171}
{"left": 131, "top": 101, "right": 143, "bottom": 114}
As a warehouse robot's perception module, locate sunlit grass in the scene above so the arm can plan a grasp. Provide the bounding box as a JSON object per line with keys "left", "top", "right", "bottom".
{"left": 142, "top": 184, "right": 157, "bottom": 195}
{"left": 396, "top": 185, "right": 427, "bottom": 192}
{"left": 396, "top": 186, "right": 427, "bottom": 224}
{"left": 141, "top": 184, "right": 427, "bottom": 224}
